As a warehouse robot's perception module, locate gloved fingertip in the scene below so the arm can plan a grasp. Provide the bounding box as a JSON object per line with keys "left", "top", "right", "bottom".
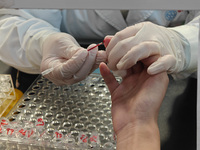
{"left": 147, "top": 63, "right": 164, "bottom": 75}
{"left": 87, "top": 44, "right": 99, "bottom": 53}
{"left": 104, "top": 36, "right": 113, "bottom": 48}
{"left": 88, "top": 46, "right": 98, "bottom": 58}
{"left": 105, "top": 35, "right": 114, "bottom": 38}
{"left": 87, "top": 43, "right": 97, "bottom": 49}
{"left": 148, "top": 55, "right": 176, "bottom": 75}
{"left": 70, "top": 49, "right": 87, "bottom": 61}
{"left": 116, "top": 58, "right": 133, "bottom": 70}
{"left": 116, "top": 62, "right": 123, "bottom": 70}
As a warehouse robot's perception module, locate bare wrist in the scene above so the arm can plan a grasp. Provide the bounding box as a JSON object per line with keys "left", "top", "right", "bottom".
{"left": 116, "top": 122, "right": 160, "bottom": 150}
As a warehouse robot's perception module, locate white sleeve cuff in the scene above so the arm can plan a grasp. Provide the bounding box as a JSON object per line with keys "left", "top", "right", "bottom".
{"left": 170, "top": 25, "right": 198, "bottom": 79}
{"left": 25, "top": 29, "right": 59, "bottom": 74}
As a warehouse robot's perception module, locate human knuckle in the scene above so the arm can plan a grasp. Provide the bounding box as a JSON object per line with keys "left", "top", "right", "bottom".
{"left": 118, "top": 40, "right": 129, "bottom": 50}
{"left": 115, "top": 32, "right": 125, "bottom": 41}
{"left": 143, "top": 42, "right": 160, "bottom": 52}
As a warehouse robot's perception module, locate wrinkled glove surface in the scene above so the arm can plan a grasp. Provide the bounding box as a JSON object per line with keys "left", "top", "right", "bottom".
{"left": 106, "top": 22, "right": 186, "bottom": 77}
{"left": 41, "top": 33, "right": 107, "bottom": 85}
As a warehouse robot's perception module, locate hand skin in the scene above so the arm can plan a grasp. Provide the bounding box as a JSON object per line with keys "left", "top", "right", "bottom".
{"left": 99, "top": 58, "right": 169, "bottom": 150}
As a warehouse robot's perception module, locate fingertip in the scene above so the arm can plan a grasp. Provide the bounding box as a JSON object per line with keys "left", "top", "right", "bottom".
{"left": 87, "top": 43, "right": 99, "bottom": 52}
{"left": 99, "top": 62, "right": 119, "bottom": 94}
{"left": 116, "top": 62, "right": 123, "bottom": 70}
{"left": 96, "top": 51, "right": 107, "bottom": 63}
{"left": 99, "top": 62, "right": 105, "bottom": 67}
{"left": 104, "top": 35, "right": 113, "bottom": 48}
{"left": 99, "top": 62, "right": 104, "bottom": 70}
{"left": 87, "top": 44, "right": 98, "bottom": 59}
{"left": 147, "top": 62, "right": 163, "bottom": 75}
{"left": 147, "top": 55, "right": 176, "bottom": 75}
{"left": 99, "top": 62, "right": 109, "bottom": 76}
{"left": 87, "top": 43, "right": 97, "bottom": 49}
{"left": 147, "top": 68, "right": 156, "bottom": 75}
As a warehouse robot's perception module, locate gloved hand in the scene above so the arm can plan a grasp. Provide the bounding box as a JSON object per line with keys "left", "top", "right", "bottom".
{"left": 40, "top": 33, "right": 107, "bottom": 85}
{"left": 105, "top": 21, "right": 187, "bottom": 77}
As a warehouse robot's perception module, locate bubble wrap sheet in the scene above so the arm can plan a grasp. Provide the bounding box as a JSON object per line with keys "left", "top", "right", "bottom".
{"left": 1, "top": 74, "right": 121, "bottom": 149}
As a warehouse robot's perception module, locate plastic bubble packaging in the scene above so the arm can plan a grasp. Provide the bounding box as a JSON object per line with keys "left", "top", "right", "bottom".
{"left": 1, "top": 74, "right": 121, "bottom": 149}
{"left": 0, "top": 74, "right": 16, "bottom": 117}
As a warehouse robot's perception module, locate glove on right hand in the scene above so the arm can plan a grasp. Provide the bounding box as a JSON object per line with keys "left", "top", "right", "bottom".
{"left": 105, "top": 22, "right": 187, "bottom": 77}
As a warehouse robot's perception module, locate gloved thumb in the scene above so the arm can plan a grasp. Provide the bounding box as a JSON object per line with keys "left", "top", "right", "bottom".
{"left": 60, "top": 49, "right": 88, "bottom": 79}
{"left": 73, "top": 44, "right": 98, "bottom": 81}
{"left": 147, "top": 55, "right": 176, "bottom": 75}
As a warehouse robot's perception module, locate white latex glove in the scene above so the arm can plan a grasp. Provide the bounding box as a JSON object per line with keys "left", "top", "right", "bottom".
{"left": 106, "top": 21, "right": 187, "bottom": 77}
{"left": 40, "top": 33, "right": 107, "bottom": 85}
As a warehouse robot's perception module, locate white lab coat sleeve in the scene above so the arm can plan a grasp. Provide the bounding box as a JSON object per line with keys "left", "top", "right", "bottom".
{"left": 0, "top": 9, "right": 60, "bottom": 74}
{"left": 169, "top": 11, "right": 200, "bottom": 79}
